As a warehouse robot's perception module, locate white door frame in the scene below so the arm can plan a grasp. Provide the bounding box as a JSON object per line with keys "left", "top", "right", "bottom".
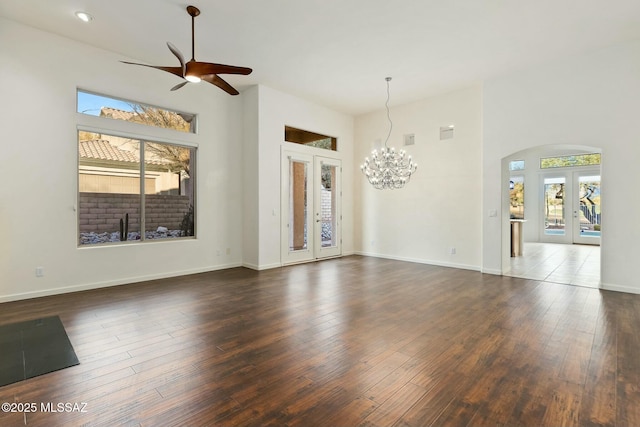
{"left": 281, "top": 147, "right": 342, "bottom": 265}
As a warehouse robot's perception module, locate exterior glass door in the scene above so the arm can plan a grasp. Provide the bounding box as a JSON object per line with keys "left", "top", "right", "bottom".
{"left": 573, "top": 173, "right": 601, "bottom": 245}
{"left": 541, "top": 171, "right": 601, "bottom": 245}
{"left": 281, "top": 151, "right": 341, "bottom": 264}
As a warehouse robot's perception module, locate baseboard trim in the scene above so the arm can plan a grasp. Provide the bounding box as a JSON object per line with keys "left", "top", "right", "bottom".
{"left": 245, "top": 252, "right": 357, "bottom": 271}
{"left": 0, "top": 263, "right": 243, "bottom": 303}
{"left": 601, "top": 282, "right": 640, "bottom": 295}
{"left": 354, "top": 251, "right": 481, "bottom": 272}
{"left": 242, "top": 262, "right": 282, "bottom": 271}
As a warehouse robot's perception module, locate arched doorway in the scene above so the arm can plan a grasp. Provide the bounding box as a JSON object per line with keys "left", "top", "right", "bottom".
{"left": 501, "top": 145, "right": 602, "bottom": 288}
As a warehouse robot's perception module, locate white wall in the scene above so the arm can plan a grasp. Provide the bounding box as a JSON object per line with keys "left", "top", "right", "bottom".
{"left": 242, "top": 86, "right": 260, "bottom": 268}
{"left": 354, "top": 86, "right": 483, "bottom": 270}
{"left": 0, "top": 18, "right": 244, "bottom": 301}
{"left": 242, "top": 85, "right": 355, "bottom": 269}
{"left": 483, "top": 39, "right": 640, "bottom": 293}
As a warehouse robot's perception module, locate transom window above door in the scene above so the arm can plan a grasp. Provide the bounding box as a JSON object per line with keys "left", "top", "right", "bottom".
{"left": 285, "top": 126, "right": 337, "bottom": 151}
{"left": 540, "top": 153, "right": 600, "bottom": 169}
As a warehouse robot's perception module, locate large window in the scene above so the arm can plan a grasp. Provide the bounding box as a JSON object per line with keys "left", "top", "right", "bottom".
{"left": 77, "top": 91, "right": 196, "bottom": 246}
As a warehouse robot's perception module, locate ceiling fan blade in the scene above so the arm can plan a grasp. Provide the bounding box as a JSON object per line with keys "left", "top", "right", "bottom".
{"left": 170, "top": 81, "right": 189, "bottom": 91}
{"left": 202, "top": 74, "right": 240, "bottom": 95}
{"left": 189, "top": 61, "right": 253, "bottom": 76}
{"left": 166, "top": 42, "right": 186, "bottom": 76}
{"left": 120, "top": 61, "right": 184, "bottom": 78}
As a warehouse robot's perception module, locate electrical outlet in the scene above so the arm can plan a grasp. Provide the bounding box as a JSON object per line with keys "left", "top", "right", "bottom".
{"left": 226, "top": 248, "right": 231, "bottom": 255}
{"left": 36, "top": 267, "right": 44, "bottom": 277}
{"left": 450, "top": 247, "right": 456, "bottom": 255}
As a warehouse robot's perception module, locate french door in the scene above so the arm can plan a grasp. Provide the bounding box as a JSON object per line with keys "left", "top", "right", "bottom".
{"left": 281, "top": 150, "right": 341, "bottom": 264}
{"left": 573, "top": 172, "right": 601, "bottom": 245}
{"left": 541, "top": 169, "right": 600, "bottom": 245}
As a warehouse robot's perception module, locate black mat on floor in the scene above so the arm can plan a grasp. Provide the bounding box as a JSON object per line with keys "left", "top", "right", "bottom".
{"left": 0, "top": 316, "right": 79, "bottom": 387}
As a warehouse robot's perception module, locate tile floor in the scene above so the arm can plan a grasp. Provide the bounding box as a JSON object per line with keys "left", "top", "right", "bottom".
{"left": 507, "top": 242, "right": 601, "bottom": 288}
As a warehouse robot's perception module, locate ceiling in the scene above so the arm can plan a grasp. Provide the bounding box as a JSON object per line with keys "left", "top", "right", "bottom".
{"left": 2, "top": 0, "right": 639, "bottom": 115}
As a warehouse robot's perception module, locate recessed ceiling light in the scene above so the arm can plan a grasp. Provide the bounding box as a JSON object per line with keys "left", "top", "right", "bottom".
{"left": 74, "top": 11, "right": 93, "bottom": 22}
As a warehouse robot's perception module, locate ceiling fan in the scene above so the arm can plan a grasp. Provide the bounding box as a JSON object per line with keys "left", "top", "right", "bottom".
{"left": 122, "top": 5, "right": 252, "bottom": 95}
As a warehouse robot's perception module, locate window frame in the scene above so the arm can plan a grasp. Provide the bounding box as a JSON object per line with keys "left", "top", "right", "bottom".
{"left": 76, "top": 92, "right": 198, "bottom": 247}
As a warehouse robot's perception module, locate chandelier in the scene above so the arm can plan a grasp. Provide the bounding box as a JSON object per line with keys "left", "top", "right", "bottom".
{"left": 360, "top": 77, "right": 417, "bottom": 190}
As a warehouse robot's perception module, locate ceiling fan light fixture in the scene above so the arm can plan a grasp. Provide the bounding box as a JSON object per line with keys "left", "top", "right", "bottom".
{"left": 120, "top": 5, "right": 252, "bottom": 95}
{"left": 74, "top": 11, "right": 93, "bottom": 22}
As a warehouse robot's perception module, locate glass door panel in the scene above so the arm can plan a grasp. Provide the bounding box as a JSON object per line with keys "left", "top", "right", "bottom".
{"left": 289, "top": 160, "right": 308, "bottom": 251}
{"left": 315, "top": 157, "right": 341, "bottom": 258}
{"left": 281, "top": 152, "right": 314, "bottom": 264}
{"left": 543, "top": 177, "right": 567, "bottom": 237}
{"left": 320, "top": 163, "right": 336, "bottom": 248}
{"left": 574, "top": 173, "right": 601, "bottom": 245}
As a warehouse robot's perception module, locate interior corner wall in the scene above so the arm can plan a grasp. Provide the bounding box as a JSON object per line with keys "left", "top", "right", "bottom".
{"left": 483, "top": 39, "right": 640, "bottom": 294}
{"left": 246, "top": 85, "right": 355, "bottom": 270}
{"left": 241, "top": 86, "right": 260, "bottom": 269}
{"left": 0, "top": 18, "right": 244, "bottom": 302}
{"left": 354, "top": 86, "right": 483, "bottom": 270}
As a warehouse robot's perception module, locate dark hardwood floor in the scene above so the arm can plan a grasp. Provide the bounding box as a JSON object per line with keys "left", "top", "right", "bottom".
{"left": 0, "top": 255, "right": 639, "bottom": 426}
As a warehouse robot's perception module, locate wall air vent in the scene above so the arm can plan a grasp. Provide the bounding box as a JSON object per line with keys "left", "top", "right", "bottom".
{"left": 440, "top": 125, "right": 454, "bottom": 140}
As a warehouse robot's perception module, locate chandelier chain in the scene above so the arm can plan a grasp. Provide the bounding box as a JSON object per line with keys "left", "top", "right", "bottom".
{"left": 384, "top": 77, "right": 392, "bottom": 148}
